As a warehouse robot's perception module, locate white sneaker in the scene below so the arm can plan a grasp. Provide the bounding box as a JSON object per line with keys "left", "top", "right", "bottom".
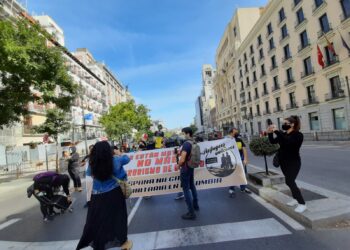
{"left": 294, "top": 204, "right": 307, "bottom": 213}
{"left": 286, "top": 200, "right": 298, "bottom": 207}
{"left": 229, "top": 189, "right": 235, "bottom": 195}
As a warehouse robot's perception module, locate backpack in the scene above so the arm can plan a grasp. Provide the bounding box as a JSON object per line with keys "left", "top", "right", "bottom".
{"left": 187, "top": 140, "right": 201, "bottom": 168}
{"left": 33, "top": 171, "right": 58, "bottom": 182}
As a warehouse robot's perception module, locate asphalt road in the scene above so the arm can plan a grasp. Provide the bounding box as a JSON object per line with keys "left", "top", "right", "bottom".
{"left": 247, "top": 142, "right": 350, "bottom": 196}
{"left": 0, "top": 183, "right": 350, "bottom": 250}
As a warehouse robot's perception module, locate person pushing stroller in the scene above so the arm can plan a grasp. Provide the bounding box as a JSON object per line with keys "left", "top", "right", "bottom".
{"left": 28, "top": 172, "right": 72, "bottom": 222}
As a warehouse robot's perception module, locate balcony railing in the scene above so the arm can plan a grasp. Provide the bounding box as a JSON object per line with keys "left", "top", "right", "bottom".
{"left": 266, "top": 31, "right": 273, "bottom": 39}
{"left": 273, "top": 107, "right": 283, "bottom": 113}
{"left": 312, "top": 0, "right": 326, "bottom": 13}
{"left": 303, "top": 97, "right": 319, "bottom": 106}
{"left": 256, "top": 41, "right": 263, "bottom": 49}
{"left": 263, "top": 110, "right": 271, "bottom": 115}
{"left": 248, "top": 113, "right": 253, "bottom": 119}
{"left": 250, "top": 63, "right": 256, "bottom": 69}
{"left": 268, "top": 45, "right": 276, "bottom": 53}
{"left": 295, "top": 18, "right": 307, "bottom": 29}
{"left": 241, "top": 100, "right": 247, "bottom": 105}
{"left": 247, "top": 97, "right": 252, "bottom": 103}
{"left": 254, "top": 95, "right": 260, "bottom": 100}
{"left": 260, "top": 72, "right": 266, "bottom": 79}
{"left": 271, "top": 84, "right": 281, "bottom": 92}
{"left": 254, "top": 112, "right": 261, "bottom": 117}
{"left": 291, "top": 0, "right": 302, "bottom": 10}
{"left": 282, "top": 55, "right": 292, "bottom": 63}
{"left": 298, "top": 39, "right": 311, "bottom": 52}
{"left": 324, "top": 56, "right": 339, "bottom": 68}
{"left": 259, "top": 55, "right": 265, "bottom": 61}
{"left": 261, "top": 90, "right": 269, "bottom": 96}
{"left": 301, "top": 68, "right": 315, "bottom": 78}
{"left": 252, "top": 78, "right": 258, "bottom": 84}
{"left": 286, "top": 103, "right": 299, "bottom": 110}
{"left": 270, "top": 65, "right": 278, "bottom": 72}
{"left": 279, "top": 34, "right": 290, "bottom": 43}
{"left": 317, "top": 23, "right": 333, "bottom": 38}
{"left": 284, "top": 78, "right": 295, "bottom": 86}
{"left": 325, "top": 90, "right": 346, "bottom": 101}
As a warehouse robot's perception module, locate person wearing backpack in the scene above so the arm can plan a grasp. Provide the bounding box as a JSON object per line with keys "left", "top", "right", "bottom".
{"left": 177, "top": 127, "right": 200, "bottom": 220}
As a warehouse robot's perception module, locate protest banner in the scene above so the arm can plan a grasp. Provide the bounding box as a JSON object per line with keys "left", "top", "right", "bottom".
{"left": 125, "top": 138, "right": 247, "bottom": 197}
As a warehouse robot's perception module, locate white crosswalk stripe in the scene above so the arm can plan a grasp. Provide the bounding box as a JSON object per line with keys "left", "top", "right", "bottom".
{"left": 0, "top": 219, "right": 21, "bottom": 231}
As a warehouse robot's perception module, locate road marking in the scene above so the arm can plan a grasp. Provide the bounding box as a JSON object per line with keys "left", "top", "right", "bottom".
{"left": 129, "top": 218, "right": 291, "bottom": 250}
{"left": 128, "top": 197, "right": 142, "bottom": 226}
{"left": 0, "top": 218, "right": 291, "bottom": 249}
{"left": 0, "top": 219, "right": 21, "bottom": 231}
{"left": 249, "top": 193, "right": 305, "bottom": 231}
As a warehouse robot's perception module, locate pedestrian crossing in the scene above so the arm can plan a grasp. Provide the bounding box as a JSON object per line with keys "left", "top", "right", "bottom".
{"left": 0, "top": 218, "right": 291, "bottom": 250}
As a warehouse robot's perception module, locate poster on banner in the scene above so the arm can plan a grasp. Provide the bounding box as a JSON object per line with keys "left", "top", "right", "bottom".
{"left": 124, "top": 138, "right": 247, "bottom": 198}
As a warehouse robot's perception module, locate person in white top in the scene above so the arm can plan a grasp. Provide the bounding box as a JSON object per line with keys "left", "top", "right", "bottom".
{"left": 82, "top": 144, "right": 94, "bottom": 208}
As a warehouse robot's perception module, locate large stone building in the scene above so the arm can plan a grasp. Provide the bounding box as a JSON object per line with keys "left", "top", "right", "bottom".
{"left": 213, "top": 0, "right": 350, "bottom": 139}
{"left": 195, "top": 65, "right": 217, "bottom": 133}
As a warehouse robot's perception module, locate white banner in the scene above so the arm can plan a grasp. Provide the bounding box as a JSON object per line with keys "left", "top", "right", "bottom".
{"left": 125, "top": 138, "right": 247, "bottom": 198}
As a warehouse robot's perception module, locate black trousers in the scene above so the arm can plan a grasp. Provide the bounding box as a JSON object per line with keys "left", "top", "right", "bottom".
{"left": 68, "top": 168, "right": 81, "bottom": 188}
{"left": 280, "top": 160, "right": 305, "bottom": 205}
{"left": 40, "top": 199, "right": 54, "bottom": 218}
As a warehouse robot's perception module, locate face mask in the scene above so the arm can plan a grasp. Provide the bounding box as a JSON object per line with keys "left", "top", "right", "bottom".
{"left": 282, "top": 124, "right": 291, "bottom": 130}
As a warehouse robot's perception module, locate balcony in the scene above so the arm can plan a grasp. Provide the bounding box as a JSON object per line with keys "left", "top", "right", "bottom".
{"left": 259, "top": 55, "right": 265, "bottom": 62}
{"left": 279, "top": 34, "right": 290, "bottom": 44}
{"left": 254, "top": 95, "right": 260, "bottom": 100}
{"left": 324, "top": 56, "right": 339, "bottom": 68}
{"left": 256, "top": 41, "right": 263, "bottom": 49}
{"left": 295, "top": 18, "right": 307, "bottom": 30}
{"left": 317, "top": 23, "right": 333, "bottom": 38}
{"left": 325, "top": 90, "right": 346, "bottom": 101}
{"left": 241, "top": 100, "right": 247, "bottom": 105}
{"left": 271, "top": 84, "right": 281, "bottom": 92}
{"left": 301, "top": 68, "right": 315, "bottom": 79}
{"left": 298, "top": 40, "right": 311, "bottom": 53}
{"left": 273, "top": 107, "right": 283, "bottom": 113}
{"left": 266, "top": 31, "right": 273, "bottom": 39}
{"left": 291, "top": 0, "right": 302, "bottom": 11}
{"left": 260, "top": 72, "right": 266, "bottom": 79}
{"left": 254, "top": 112, "right": 261, "bottom": 117}
{"left": 286, "top": 103, "right": 299, "bottom": 110}
{"left": 303, "top": 97, "right": 319, "bottom": 106}
{"left": 261, "top": 90, "right": 269, "bottom": 96}
{"left": 245, "top": 83, "right": 251, "bottom": 88}
{"left": 248, "top": 113, "right": 253, "bottom": 119}
{"left": 282, "top": 55, "right": 292, "bottom": 63}
{"left": 312, "top": 0, "right": 326, "bottom": 13}
{"left": 252, "top": 78, "right": 258, "bottom": 84}
{"left": 340, "top": 12, "right": 350, "bottom": 23}
{"left": 240, "top": 88, "right": 245, "bottom": 93}
{"left": 263, "top": 110, "right": 271, "bottom": 115}
{"left": 247, "top": 97, "right": 252, "bottom": 103}
{"left": 284, "top": 78, "right": 295, "bottom": 86}
{"left": 250, "top": 63, "right": 256, "bottom": 69}
{"left": 270, "top": 65, "right": 278, "bottom": 72}
{"left": 268, "top": 45, "right": 276, "bottom": 54}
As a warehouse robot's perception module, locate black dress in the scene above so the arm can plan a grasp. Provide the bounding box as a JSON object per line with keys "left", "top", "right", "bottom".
{"left": 76, "top": 186, "right": 128, "bottom": 250}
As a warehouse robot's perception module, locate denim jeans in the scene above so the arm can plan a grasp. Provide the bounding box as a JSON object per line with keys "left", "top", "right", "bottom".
{"left": 180, "top": 167, "right": 198, "bottom": 213}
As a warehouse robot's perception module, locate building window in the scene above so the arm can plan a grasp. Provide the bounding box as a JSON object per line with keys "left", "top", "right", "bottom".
{"left": 257, "top": 35, "right": 262, "bottom": 46}
{"left": 206, "top": 71, "right": 212, "bottom": 77}
{"left": 265, "top": 101, "right": 270, "bottom": 113}
{"left": 233, "top": 75, "right": 236, "bottom": 83}
{"left": 341, "top": 0, "right": 350, "bottom": 20}
{"left": 286, "top": 68, "right": 294, "bottom": 83}
{"left": 245, "top": 64, "right": 248, "bottom": 73}
{"left": 330, "top": 76, "right": 344, "bottom": 98}
{"left": 273, "top": 76, "right": 279, "bottom": 89}
{"left": 309, "top": 112, "right": 320, "bottom": 130}
{"left": 282, "top": 26, "right": 289, "bottom": 41}
{"left": 289, "top": 92, "right": 297, "bottom": 107}
{"left": 314, "top": 0, "right": 324, "bottom": 8}
{"left": 294, "top": 0, "right": 301, "bottom": 6}
{"left": 307, "top": 85, "right": 316, "bottom": 103}
{"left": 234, "top": 90, "right": 237, "bottom": 101}
{"left": 244, "top": 53, "right": 247, "bottom": 61}
{"left": 267, "top": 22, "right": 273, "bottom": 35}
{"left": 277, "top": 117, "right": 283, "bottom": 129}
{"left": 319, "top": 14, "right": 331, "bottom": 33}
{"left": 276, "top": 97, "right": 281, "bottom": 111}
{"left": 333, "top": 108, "right": 346, "bottom": 130}
{"left": 263, "top": 82, "right": 267, "bottom": 93}
{"left": 324, "top": 44, "right": 338, "bottom": 66}
{"left": 259, "top": 48, "right": 264, "bottom": 59}
{"left": 256, "top": 105, "right": 261, "bottom": 115}
{"left": 233, "top": 27, "right": 237, "bottom": 37}
{"left": 261, "top": 64, "right": 266, "bottom": 76}
{"left": 300, "top": 30, "right": 309, "bottom": 49}
{"left": 255, "top": 87, "right": 259, "bottom": 98}
{"left": 253, "top": 71, "right": 257, "bottom": 82}
{"left": 269, "top": 38, "right": 275, "bottom": 50}
{"left": 241, "top": 81, "right": 244, "bottom": 90}
{"left": 246, "top": 77, "right": 250, "bottom": 86}
{"left": 279, "top": 8, "right": 286, "bottom": 22}
{"left": 303, "top": 57, "right": 313, "bottom": 76}
{"left": 271, "top": 55, "right": 277, "bottom": 69}
{"left": 248, "top": 92, "right": 252, "bottom": 101}
{"left": 239, "top": 60, "right": 242, "bottom": 67}
{"left": 283, "top": 44, "right": 291, "bottom": 60}
{"left": 296, "top": 8, "right": 305, "bottom": 24}
{"left": 240, "top": 70, "right": 243, "bottom": 77}
{"left": 251, "top": 57, "right": 256, "bottom": 67}
{"left": 250, "top": 45, "right": 254, "bottom": 55}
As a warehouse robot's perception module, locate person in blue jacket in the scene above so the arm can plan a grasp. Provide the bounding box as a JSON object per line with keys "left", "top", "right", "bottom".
{"left": 76, "top": 141, "right": 133, "bottom": 250}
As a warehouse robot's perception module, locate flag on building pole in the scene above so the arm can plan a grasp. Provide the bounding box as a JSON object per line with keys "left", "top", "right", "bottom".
{"left": 323, "top": 33, "right": 337, "bottom": 57}
{"left": 339, "top": 32, "right": 350, "bottom": 55}
{"left": 317, "top": 45, "right": 325, "bottom": 68}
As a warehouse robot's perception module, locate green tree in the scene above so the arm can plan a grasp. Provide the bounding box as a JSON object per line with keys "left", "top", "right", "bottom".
{"left": 100, "top": 100, "right": 152, "bottom": 143}
{"left": 33, "top": 108, "right": 71, "bottom": 173}
{"left": 249, "top": 137, "right": 279, "bottom": 175}
{"left": 0, "top": 19, "right": 78, "bottom": 128}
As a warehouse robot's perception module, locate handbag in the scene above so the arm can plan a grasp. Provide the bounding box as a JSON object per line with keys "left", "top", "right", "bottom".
{"left": 113, "top": 176, "right": 132, "bottom": 199}
{"left": 273, "top": 152, "right": 280, "bottom": 168}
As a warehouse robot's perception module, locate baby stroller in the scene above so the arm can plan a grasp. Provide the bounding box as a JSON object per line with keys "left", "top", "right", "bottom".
{"left": 27, "top": 183, "right": 73, "bottom": 216}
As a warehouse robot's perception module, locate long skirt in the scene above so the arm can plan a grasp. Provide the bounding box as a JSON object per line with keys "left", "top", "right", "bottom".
{"left": 76, "top": 186, "right": 128, "bottom": 250}
{"left": 85, "top": 176, "right": 93, "bottom": 202}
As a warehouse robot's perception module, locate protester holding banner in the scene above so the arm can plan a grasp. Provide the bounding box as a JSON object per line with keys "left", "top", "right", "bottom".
{"left": 154, "top": 124, "right": 165, "bottom": 149}
{"left": 267, "top": 116, "right": 306, "bottom": 213}
{"left": 227, "top": 128, "right": 251, "bottom": 196}
{"left": 76, "top": 141, "right": 132, "bottom": 250}
{"left": 178, "top": 127, "right": 199, "bottom": 220}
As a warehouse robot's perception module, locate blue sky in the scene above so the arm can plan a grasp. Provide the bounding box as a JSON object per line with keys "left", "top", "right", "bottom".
{"left": 28, "top": 0, "right": 267, "bottom": 129}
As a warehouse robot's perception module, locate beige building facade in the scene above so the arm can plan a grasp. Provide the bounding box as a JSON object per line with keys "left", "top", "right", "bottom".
{"left": 214, "top": 0, "right": 350, "bottom": 139}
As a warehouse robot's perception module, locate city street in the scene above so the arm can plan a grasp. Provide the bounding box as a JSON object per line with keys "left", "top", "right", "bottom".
{"left": 247, "top": 141, "right": 350, "bottom": 196}
{"left": 0, "top": 162, "right": 350, "bottom": 249}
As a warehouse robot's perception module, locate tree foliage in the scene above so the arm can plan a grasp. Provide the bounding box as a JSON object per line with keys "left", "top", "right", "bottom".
{"left": 99, "top": 100, "right": 152, "bottom": 141}
{"left": 0, "top": 19, "right": 78, "bottom": 127}
{"left": 33, "top": 108, "right": 71, "bottom": 140}
{"left": 190, "top": 123, "right": 198, "bottom": 134}
{"left": 249, "top": 137, "right": 279, "bottom": 157}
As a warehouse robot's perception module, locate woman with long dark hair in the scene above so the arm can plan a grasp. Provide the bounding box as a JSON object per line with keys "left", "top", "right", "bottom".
{"left": 76, "top": 141, "right": 132, "bottom": 250}
{"left": 268, "top": 115, "right": 306, "bottom": 213}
